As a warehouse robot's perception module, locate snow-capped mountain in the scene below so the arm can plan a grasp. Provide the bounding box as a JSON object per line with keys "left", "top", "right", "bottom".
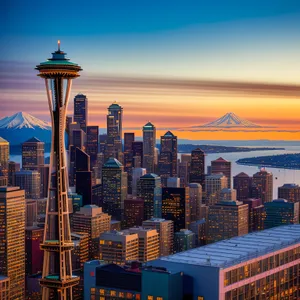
{"left": 0, "top": 112, "right": 52, "bottom": 146}
{"left": 0, "top": 112, "right": 51, "bottom": 130}
{"left": 201, "top": 112, "right": 261, "bottom": 128}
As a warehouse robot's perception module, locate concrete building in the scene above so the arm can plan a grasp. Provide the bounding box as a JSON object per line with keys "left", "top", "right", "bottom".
{"left": 278, "top": 183, "right": 300, "bottom": 203}
{"left": 99, "top": 231, "right": 139, "bottom": 265}
{"left": 128, "top": 227, "right": 160, "bottom": 262}
{"left": 205, "top": 174, "right": 227, "bottom": 206}
{"left": 208, "top": 199, "right": 248, "bottom": 243}
{"left": 174, "top": 229, "right": 195, "bottom": 253}
{"left": 211, "top": 157, "right": 232, "bottom": 188}
{"left": 142, "top": 218, "right": 174, "bottom": 256}
{"left": 72, "top": 205, "right": 111, "bottom": 259}
{"left": 0, "top": 187, "right": 25, "bottom": 299}
{"left": 22, "top": 137, "right": 44, "bottom": 170}
{"left": 71, "top": 232, "right": 89, "bottom": 271}
{"left": 252, "top": 169, "right": 273, "bottom": 203}
{"left": 151, "top": 225, "right": 300, "bottom": 300}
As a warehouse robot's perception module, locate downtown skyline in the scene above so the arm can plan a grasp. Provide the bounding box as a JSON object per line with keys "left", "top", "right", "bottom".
{"left": 2, "top": 0, "right": 300, "bottom": 140}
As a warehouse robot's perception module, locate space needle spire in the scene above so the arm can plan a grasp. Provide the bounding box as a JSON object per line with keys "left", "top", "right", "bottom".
{"left": 35, "top": 42, "right": 82, "bottom": 299}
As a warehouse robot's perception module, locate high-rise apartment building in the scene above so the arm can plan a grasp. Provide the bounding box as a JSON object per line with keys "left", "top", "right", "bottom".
{"left": 72, "top": 205, "right": 111, "bottom": 260}
{"left": 233, "top": 172, "right": 252, "bottom": 200}
{"left": 0, "top": 137, "right": 9, "bottom": 176}
{"left": 99, "top": 231, "right": 139, "bottom": 265}
{"left": 137, "top": 173, "right": 161, "bottom": 220}
{"left": 205, "top": 174, "right": 227, "bottom": 205}
{"left": 15, "top": 170, "right": 41, "bottom": 199}
{"left": 128, "top": 227, "right": 160, "bottom": 262}
{"left": 278, "top": 183, "right": 300, "bottom": 203}
{"left": 211, "top": 157, "right": 231, "bottom": 188}
{"left": 142, "top": 218, "right": 174, "bottom": 256}
{"left": 189, "top": 148, "right": 205, "bottom": 189}
{"left": 102, "top": 158, "right": 127, "bottom": 220}
{"left": 71, "top": 232, "right": 89, "bottom": 271}
{"left": 207, "top": 199, "right": 248, "bottom": 243}
{"left": 174, "top": 229, "right": 195, "bottom": 253}
{"left": 264, "top": 199, "right": 299, "bottom": 229}
{"left": 22, "top": 137, "right": 44, "bottom": 170}
{"left": 252, "top": 169, "right": 273, "bottom": 203}
{"left": 143, "top": 122, "right": 156, "bottom": 173}
{"left": 0, "top": 187, "right": 25, "bottom": 299}
{"left": 159, "top": 131, "right": 177, "bottom": 186}
{"left": 161, "top": 187, "right": 190, "bottom": 232}
{"left": 86, "top": 126, "right": 99, "bottom": 167}
{"left": 74, "top": 93, "right": 88, "bottom": 133}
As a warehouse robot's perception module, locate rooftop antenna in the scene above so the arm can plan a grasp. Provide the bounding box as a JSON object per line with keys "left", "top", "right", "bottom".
{"left": 58, "top": 40, "right": 61, "bottom": 51}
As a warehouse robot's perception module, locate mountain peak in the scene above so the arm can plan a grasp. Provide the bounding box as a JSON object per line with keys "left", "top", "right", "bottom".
{"left": 201, "top": 112, "right": 261, "bottom": 128}
{"left": 0, "top": 112, "right": 51, "bottom": 130}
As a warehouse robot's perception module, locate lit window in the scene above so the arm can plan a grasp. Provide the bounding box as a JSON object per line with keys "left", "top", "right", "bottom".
{"left": 147, "top": 297, "right": 154, "bottom": 300}
{"left": 157, "top": 297, "right": 163, "bottom": 300}
{"left": 110, "top": 290, "right": 117, "bottom": 296}
{"left": 198, "top": 297, "right": 204, "bottom": 300}
{"left": 100, "top": 289, "right": 105, "bottom": 295}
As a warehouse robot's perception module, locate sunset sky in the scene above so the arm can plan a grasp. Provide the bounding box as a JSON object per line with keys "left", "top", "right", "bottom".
{"left": 2, "top": 0, "right": 300, "bottom": 140}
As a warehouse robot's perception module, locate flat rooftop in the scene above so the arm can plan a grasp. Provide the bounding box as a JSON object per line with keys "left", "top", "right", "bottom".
{"left": 159, "top": 225, "right": 300, "bottom": 269}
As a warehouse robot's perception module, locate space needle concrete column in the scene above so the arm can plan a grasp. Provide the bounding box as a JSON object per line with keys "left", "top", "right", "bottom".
{"left": 36, "top": 41, "right": 82, "bottom": 300}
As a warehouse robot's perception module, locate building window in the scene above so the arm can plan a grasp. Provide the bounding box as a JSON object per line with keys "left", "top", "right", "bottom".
{"left": 148, "top": 297, "right": 154, "bottom": 300}
{"left": 157, "top": 297, "right": 163, "bottom": 300}
{"left": 110, "top": 290, "right": 117, "bottom": 296}
{"left": 100, "top": 289, "right": 105, "bottom": 295}
{"left": 198, "top": 297, "right": 204, "bottom": 300}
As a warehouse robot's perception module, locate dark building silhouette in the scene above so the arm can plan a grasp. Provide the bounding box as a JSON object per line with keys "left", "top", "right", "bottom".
{"left": 189, "top": 148, "right": 205, "bottom": 189}
{"left": 143, "top": 122, "right": 156, "bottom": 173}
{"left": 252, "top": 169, "right": 273, "bottom": 203}
{"left": 132, "top": 141, "right": 143, "bottom": 168}
{"left": 124, "top": 133, "right": 135, "bottom": 194}
{"left": 86, "top": 126, "right": 99, "bottom": 168}
{"left": 22, "top": 137, "right": 44, "bottom": 171}
{"left": 124, "top": 197, "right": 144, "bottom": 228}
{"left": 74, "top": 93, "right": 88, "bottom": 133}
{"left": 233, "top": 172, "right": 252, "bottom": 201}
{"left": 243, "top": 198, "right": 265, "bottom": 232}
{"left": 8, "top": 161, "right": 20, "bottom": 186}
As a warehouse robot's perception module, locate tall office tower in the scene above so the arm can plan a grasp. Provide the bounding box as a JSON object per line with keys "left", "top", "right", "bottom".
{"left": 189, "top": 148, "right": 205, "bottom": 189}
{"left": 278, "top": 183, "right": 300, "bottom": 203}
{"left": 102, "top": 158, "right": 127, "bottom": 220}
{"left": 132, "top": 167, "right": 147, "bottom": 196}
{"left": 25, "top": 226, "right": 44, "bottom": 275}
{"left": 243, "top": 198, "right": 265, "bottom": 232}
{"left": 15, "top": 170, "right": 41, "bottom": 199}
{"left": 0, "top": 276, "right": 9, "bottom": 299}
{"left": 178, "top": 161, "right": 189, "bottom": 187}
{"left": 72, "top": 129, "right": 86, "bottom": 150}
{"left": 72, "top": 205, "right": 111, "bottom": 260}
{"left": 205, "top": 174, "right": 227, "bottom": 205}
{"left": 99, "top": 231, "right": 139, "bottom": 265}
{"left": 123, "top": 197, "right": 144, "bottom": 228}
{"left": 158, "top": 131, "right": 177, "bottom": 186}
{"left": 74, "top": 93, "right": 88, "bottom": 133}
{"left": 8, "top": 161, "right": 20, "bottom": 186}
{"left": 211, "top": 157, "right": 232, "bottom": 188}
{"left": 0, "top": 187, "right": 25, "bottom": 299}
{"left": 124, "top": 132, "right": 135, "bottom": 152}
{"left": 105, "top": 102, "right": 123, "bottom": 160}
{"left": 264, "top": 199, "right": 299, "bottom": 229}
{"left": 167, "top": 177, "right": 180, "bottom": 188}
{"left": 143, "top": 122, "right": 156, "bottom": 173}
{"left": 188, "top": 219, "right": 207, "bottom": 246}
{"left": 75, "top": 148, "right": 92, "bottom": 206}
{"left": 129, "top": 227, "right": 160, "bottom": 262}
{"left": 0, "top": 169, "right": 7, "bottom": 186}
{"left": 161, "top": 187, "right": 190, "bottom": 232}
{"left": 207, "top": 199, "right": 248, "bottom": 243}
{"left": 174, "top": 229, "right": 195, "bottom": 253}
{"left": 71, "top": 232, "right": 89, "bottom": 271}
{"left": 142, "top": 218, "right": 174, "bottom": 256}
{"left": 153, "top": 187, "right": 162, "bottom": 218}
{"left": 220, "top": 188, "right": 237, "bottom": 201}
{"left": 86, "top": 126, "right": 99, "bottom": 168}
{"left": 137, "top": 173, "right": 161, "bottom": 220}
{"left": 132, "top": 141, "right": 143, "bottom": 168}
{"left": 188, "top": 183, "right": 202, "bottom": 222}
{"left": 252, "top": 169, "right": 273, "bottom": 203}
{"left": 99, "top": 134, "right": 107, "bottom": 153}
{"left": 95, "top": 152, "right": 105, "bottom": 182}
{"left": 181, "top": 153, "right": 191, "bottom": 164}
{"left": 22, "top": 137, "right": 45, "bottom": 170}
{"left": 233, "top": 172, "right": 252, "bottom": 201}
{"left": 68, "top": 121, "right": 81, "bottom": 147}
{"left": 0, "top": 137, "right": 9, "bottom": 176}
{"left": 36, "top": 42, "right": 82, "bottom": 298}
{"left": 38, "top": 164, "right": 50, "bottom": 198}
{"left": 26, "top": 199, "right": 37, "bottom": 226}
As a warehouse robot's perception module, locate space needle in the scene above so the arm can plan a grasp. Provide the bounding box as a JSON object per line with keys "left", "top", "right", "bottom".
{"left": 36, "top": 41, "right": 82, "bottom": 299}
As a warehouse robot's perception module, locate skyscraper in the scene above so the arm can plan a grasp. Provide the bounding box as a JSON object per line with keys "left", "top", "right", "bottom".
{"left": 161, "top": 187, "right": 190, "bottom": 232}
{"left": 243, "top": 198, "right": 265, "bottom": 232}
{"left": 0, "top": 137, "right": 9, "bottom": 176}
{"left": 105, "top": 102, "right": 123, "bottom": 160}
{"left": 233, "top": 172, "right": 252, "bottom": 201}
{"left": 211, "top": 157, "right": 232, "bottom": 188}
{"left": 0, "top": 186, "right": 25, "bottom": 299}
{"left": 102, "top": 157, "right": 127, "bottom": 220}
{"left": 159, "top": 131, "right": 177, "bottom": 186}
{"left": 188, "top": 183, "right": 202, "bottom": 222}
{"left": 15, "top": 170, "right": 41, "bottom": 199}
{"left": 123, "top": 196, "right": 144, "bottom": 228}
{"left": 123, "top": 133, "right": 135, "bottom": 194}
{"left": 74, "top": 94, "right": 88, "bottom": 133}
{"left": 36, "top": 42, "right": 82, "bottom": 298}
{"left": 8, "top": 161, "right": 20, "bottom": 186}
{"left": 189, "top": 148, "right": 205, "bottom": 188}
{"left": 22, "top": 137, "right": 45, "bottom": 170}
{"left": 174, "top": 229, "right": 195, "bottom": 253}
{"left": 278, "top": 183, "right": 300, "bottom": 203}
{"left": 205, "top": 174, "right": 227, "bottom": 205}
{"left": 86, "top": 126, "right": 99, "bottom": 168}
{"left": 132, "top": 141, "right": 143, "bottom": 168}
{"left": 264, "top": 199, "right": 299, "bottom": 229}
{"left": 143, "top": 122, "right": 156, "bottom": 173}
{"left": 132, "top": 167, "right": 147, "bottom": 196}
{"left": 252, "top": 169, "right": 273, "bottom": 203}
{"left": 137, "top": 173, "right": 161, "bottom": 220}
{"left": 207, "top": 199, "right": 248, "bottom": 243}
{"left": 124, "top": 132, "right": 135, "bottom": 152}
